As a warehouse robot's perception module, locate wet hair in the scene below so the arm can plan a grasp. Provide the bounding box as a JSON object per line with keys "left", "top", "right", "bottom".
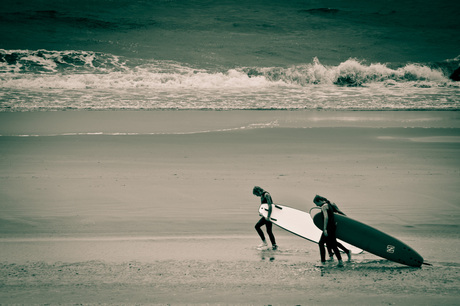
{"left": 313, "top": 195, "right": 330, "bottom": 205}
{"left": 253, "top": 186, "right": 264, "bottom": 195}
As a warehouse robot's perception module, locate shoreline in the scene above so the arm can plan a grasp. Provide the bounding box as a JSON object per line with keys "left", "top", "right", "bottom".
{"left": 0, "top": 110, "right": 459, "bottom": 137}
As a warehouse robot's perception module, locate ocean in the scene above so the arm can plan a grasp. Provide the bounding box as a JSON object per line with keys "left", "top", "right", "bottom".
{"left": 1, "top": 0, "right": 459, "bottom": 111}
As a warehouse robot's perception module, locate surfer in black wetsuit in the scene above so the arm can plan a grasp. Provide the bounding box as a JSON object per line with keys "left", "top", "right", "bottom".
{"left": 253, "top": 186, "right": 278, "bottom": 250}
{"left": 313, "top": 195, "right": 351, "bottom": 267}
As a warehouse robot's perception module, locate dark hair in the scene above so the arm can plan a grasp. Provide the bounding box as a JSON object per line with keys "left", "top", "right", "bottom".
{"left": 253, "top": 186, "right": 264, "bottom": 195}
{"left": 313, "top": 195, "right": 330, "bottom": 205}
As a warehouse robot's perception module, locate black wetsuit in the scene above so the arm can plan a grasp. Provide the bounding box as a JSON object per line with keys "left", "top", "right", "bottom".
{"left": 319, "top": 203, "right": 342, "bottom": 262}
{"left": 325, "top": 204, "right": 350, "bottom": 258}
{"left": 255, "top": 192, "right": 277, "bottom": 246}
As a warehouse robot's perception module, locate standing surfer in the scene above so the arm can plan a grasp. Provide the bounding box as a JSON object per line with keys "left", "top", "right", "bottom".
{"left": 253, "top": 186, "right": 278, "bottom": 250}
{"left": 313, "top": 195, "right": 351, "bottom": 267}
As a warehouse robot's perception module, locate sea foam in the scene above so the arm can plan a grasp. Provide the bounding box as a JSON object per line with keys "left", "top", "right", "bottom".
{"left": 1, "top": 49, "right": 459, "bottom": 111}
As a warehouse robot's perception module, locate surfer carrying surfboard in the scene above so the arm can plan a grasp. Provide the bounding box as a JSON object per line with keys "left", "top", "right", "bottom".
{"left": 313, "top": 195, "right": 351, "bottom": 267}
{"left": 253, "top": 186, "right": 278, "bottom": 250}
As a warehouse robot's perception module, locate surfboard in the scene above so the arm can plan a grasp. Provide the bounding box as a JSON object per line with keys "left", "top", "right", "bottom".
{"left": 309, "top": 207, "right": 424, "bottom": 267}
{"left": 259, "top": 204, "right": 362, "bottom": 254}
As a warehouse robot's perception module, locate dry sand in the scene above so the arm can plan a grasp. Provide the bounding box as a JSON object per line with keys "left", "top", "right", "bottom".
{"left": 0, "top": 110, "right": 459, "bottom": 304}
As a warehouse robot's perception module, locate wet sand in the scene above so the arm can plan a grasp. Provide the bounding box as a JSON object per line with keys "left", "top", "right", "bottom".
{"left": 0, "top": 110, "right": 459, "bottom": 304}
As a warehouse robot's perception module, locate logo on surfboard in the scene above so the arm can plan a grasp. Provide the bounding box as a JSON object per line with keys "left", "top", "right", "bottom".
{"left": 387, "top": 245, "right": 396, "bottom": 253}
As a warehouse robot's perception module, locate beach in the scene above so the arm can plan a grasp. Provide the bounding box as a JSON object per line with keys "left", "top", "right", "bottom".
{"left": 0, "top": 110, "right": 459, "bottom": 304}
{"left": 1, "top": 0, "right": 459, "bottom": 303}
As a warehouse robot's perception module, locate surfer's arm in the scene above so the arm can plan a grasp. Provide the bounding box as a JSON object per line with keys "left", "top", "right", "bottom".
{"left": 266, "top": 204, "right": 273, "bottom": 220}
{"left": 321, "top": 205, "right": 329, "bottom": 236}
{"left": 265, "top": 193, "right": 273, "bottom": 220}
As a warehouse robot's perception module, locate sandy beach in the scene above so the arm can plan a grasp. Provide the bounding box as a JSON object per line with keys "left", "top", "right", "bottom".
{"left": 1, "top": 110, "right": 459, "bottom": 304}
{"left": 2, "top": 0, "right": 459, "bottom": 303}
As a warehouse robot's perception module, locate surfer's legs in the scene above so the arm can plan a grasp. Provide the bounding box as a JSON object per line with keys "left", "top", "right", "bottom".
{"left": 255, "top": 217, "right": 266, "bottom": 242}
{"left": 329, "top": 243, "right": 342, "bottom": 261}
{"left": 318, "top": 234, "right": 327, "bottom": 263}
{"left": 320, "top": 233, "right": 344, "bottom": 266}
{"left": 255, "top": 218, "right": 277, "bottom": 249}
{"left": 265, "top": 221, "right": 277, "bottom": 247}
{"left": 329, "top": 241, "right": 350, "bottom": 258}
{"left": 327, "top": 245, "right": 334, "bottom": 259}
{"left": 327, "top": 234, "right": 342, "bottom": 261}
{"left": 336, "top": 241, "right": 349, "bottom": 254}
{"left": 336, "top": 241, "right": 352, "bottom": 261}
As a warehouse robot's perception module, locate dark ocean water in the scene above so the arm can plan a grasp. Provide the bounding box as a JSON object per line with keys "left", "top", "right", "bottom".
{"left": 1, "top": 0, "right": 459, "bottom": 111}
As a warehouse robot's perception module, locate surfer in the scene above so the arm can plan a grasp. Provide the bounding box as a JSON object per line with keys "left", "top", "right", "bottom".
{"left": 253, "top": 186, "right": 278, "bottom": 250}
{"left": 313, "top": 195, "right": 351, "bottom": 267}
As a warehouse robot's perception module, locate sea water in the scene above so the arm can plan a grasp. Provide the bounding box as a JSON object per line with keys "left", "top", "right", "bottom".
{"left": 1, "top": 0, "right": 459, "bottom": 111}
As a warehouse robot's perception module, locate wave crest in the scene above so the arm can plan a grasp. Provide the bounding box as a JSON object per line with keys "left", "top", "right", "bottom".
{"left": 0, "top": 49, "right": 129, "bottom": 74}
{"left": 242, "top": 58, "right": 452, "bottom": 86}
{"left": 0, "top": 49, "right": 458, "bottom": 90}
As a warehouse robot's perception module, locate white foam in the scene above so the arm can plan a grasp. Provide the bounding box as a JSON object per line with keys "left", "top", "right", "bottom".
{"left": 1, "top": 50, "right": 459, "bottom": 111}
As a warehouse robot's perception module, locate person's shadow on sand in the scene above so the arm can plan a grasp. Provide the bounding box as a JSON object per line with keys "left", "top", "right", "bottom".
{"left": 260, "top": 248, "right": 276, "bottom": 262}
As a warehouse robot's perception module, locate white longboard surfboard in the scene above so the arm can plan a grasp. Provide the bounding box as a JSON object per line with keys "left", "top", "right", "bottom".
{"left": 259, "top": 203, "right": 362, "bottom": 254}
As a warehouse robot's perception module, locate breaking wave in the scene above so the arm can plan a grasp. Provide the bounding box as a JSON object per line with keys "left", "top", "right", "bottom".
{"left": 1, "top": 49, "right": 459, "bottom": 111}
{"left": 1, "top": 49, "right": 458, "bottom": 90}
